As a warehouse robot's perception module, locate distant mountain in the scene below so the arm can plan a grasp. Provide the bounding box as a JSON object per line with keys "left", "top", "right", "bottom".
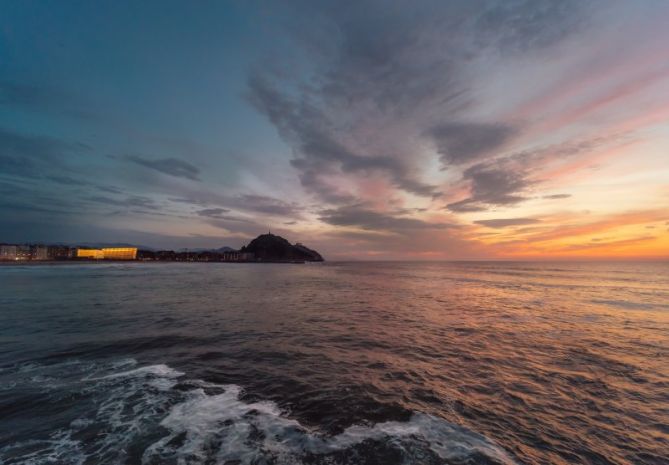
{"left": 240, "top": 233, "right": 324, "bottom": 262}
{"left": 176, "top": 246, "right": 236, "bottom": 253}
{"left": 76, "top": 242, "right": 155, "bottom": 250}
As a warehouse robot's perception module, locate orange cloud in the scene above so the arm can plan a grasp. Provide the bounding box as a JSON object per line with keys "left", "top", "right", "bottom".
{"left": 477, "top": 209, "right": 669, "bottom": 259}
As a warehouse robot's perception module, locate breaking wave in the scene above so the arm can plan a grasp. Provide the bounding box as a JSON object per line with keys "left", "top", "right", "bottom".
{"left": 0, "top": 360, "right": 515, "bottom": 465}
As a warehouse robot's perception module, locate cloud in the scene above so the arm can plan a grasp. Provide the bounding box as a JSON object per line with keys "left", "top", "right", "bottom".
{"left": 121, "top": 155, "right": 200, "bottom": 181}
{"left": 171, "top": 192, "right": 302, "bottom": 218}
{"left": 543, "top": 193, "right": 572, "bottom": 199}
{"left": 0, "top": 127, "right": 87, "bottom": 162}
{"left": 472, "top": 0, "right": 588, "bottom": 53}
{"left": 446, "top": 161, "right": 532, "bottom": 212}
{"left": 4, "top": 0, "right": 619, "bottom": 259}
{"left": 475, "top": 218, "right": 540, "bottom": 228}
{"left": 248, "top": 1, "right": 588, "bottom": 206}
{"left": 235, "top": 194, "right": 302, "bottom": 216}
{"left": 248, "top": 76, "right": 438, "bottom": 200}
{"left": 44, "top": 175, "right": 88, "bottom": 186}
{"left": 428, "top": 122, "right": 517, "bottom": 165}
{"left": 563, "top": 235, "right": 656, "bottom": 251}
{"left": 0, "top": 154, "right": 36, "bottom": 178}
{"left": 509, "top": 134, "right": 631, "bottom": 166}
{"left": 445, "top": 133, "right": 630, "bottom": 213}
{"left": 196, "top": 208, "right": 231, "bottom": 218}
{"left": 95, "top": 185, "right": 124, "bottom": 194}
{"left": 507, "top": 209, "right": 668, "bottom": 245}
{"left": 319, "top": 205, "right": 454, "bottom": 232}
{"left": 0, "top": 127, "right": 92, "bottom": 188}
{"left": 85, "top": 195, "right": 158, "bottom": 210}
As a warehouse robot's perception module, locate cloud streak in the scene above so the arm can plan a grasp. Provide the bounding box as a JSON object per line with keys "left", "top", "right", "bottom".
{"left": 121, "top": 155, "right": 201, "bottom": 181}
{"left": 475, "top": 218, "right": 540, "bottom": 228}
{"left": 320, "top": 205, "right": 454, "bottom": 232}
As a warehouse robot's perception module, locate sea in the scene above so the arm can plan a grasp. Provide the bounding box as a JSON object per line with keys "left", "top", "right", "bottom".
{"left": 0, "top": 261, "right": 667, "bottom": 465}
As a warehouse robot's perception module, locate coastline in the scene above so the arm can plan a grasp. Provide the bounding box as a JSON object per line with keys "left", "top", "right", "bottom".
{"left": 0, "top": 260, "right": 314, "bottom": 266}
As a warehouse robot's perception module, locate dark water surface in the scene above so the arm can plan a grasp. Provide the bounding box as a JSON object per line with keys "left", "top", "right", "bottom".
{"left": 0, "top": 262, "right": 667, "bottom": 465}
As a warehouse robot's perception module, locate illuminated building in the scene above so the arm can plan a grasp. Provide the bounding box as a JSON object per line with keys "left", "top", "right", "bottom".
{"left": 77, "top": 249, "right": 104, "bottom": 259}
{"left": 101, "top": 247, "right": 137, "bottom": 260}
{"left": 76, "top": 247, "right": 137, "bottom": 260}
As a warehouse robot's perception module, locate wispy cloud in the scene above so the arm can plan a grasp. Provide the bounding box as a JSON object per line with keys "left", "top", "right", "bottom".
{"left": 121, "top": 155, "right": 200, "bottom": 181}
{"left": 428, "top": 122, "right": 517, "bottom": 165}
{"left": 475, "top": 218, "right": 541, "bottom": 229}
{"left": 320, "top": 205, "right": 454, "bottom": 232}
{"left": 196, "top": 208, "right": 230, "bottom": 218}
{"left": 85, "top": 195, "right": 158, "bottom": 210}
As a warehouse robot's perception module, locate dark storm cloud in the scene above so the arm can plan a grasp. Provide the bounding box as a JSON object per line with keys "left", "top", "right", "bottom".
{"left": 319, "top": 205, "right": 454, "bottom": 232}
{"left": 121, "top": 155, "right": 200, "bottom": 181}
{"left": 428, "top": 122, "right": 517, "bottom": 165}
{"left": 474, "top": 218, "right": 540, "bottom": 228}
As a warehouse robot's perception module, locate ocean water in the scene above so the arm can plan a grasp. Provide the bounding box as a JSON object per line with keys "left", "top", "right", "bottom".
{"left": 0, "top": 261, "right": 667, "bottom": 465}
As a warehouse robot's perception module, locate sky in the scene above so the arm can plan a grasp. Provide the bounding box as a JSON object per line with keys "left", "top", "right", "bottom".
{"left": 1, "top": 0, "right": 668, "bottom": 259}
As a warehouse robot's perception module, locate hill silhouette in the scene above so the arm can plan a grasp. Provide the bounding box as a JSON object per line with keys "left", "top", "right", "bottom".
{"left": 240, "top": 233, "right": 324, "bottom": 262}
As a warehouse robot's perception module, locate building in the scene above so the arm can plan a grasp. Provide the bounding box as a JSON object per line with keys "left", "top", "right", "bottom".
{"left": 102, "top": 247, "right": 137, "bottom": 260}
{"left": 0, "top": 245, "right": 18, "bottom": 261}
{"left": 31, "top": 245, "right": 49, "bottom": 260}
{"left": 77, "top": 248, "right": 104, "bottom": 259}
{"left": 76, "top": 247, "right": 137, "bottom": 260}
{"left": 16, "top": 246, "right": 31, "bottom": 260}
{"left": 48, "top": 246, "right": 75, "bottom": 260}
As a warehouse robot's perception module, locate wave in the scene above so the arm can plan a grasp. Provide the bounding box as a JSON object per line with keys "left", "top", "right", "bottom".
{"left": 590, "top": 299, "right": 669, "bottom": 311}
{"left": 0, "top": 360, "right": 516, "bottom": 465}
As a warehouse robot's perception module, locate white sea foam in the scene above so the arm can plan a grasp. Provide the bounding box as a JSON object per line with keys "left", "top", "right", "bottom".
{"left": 0, "top": 431, "right": 86, "bottom": 465}
{"left": 88, "top": 362, "right": 184, "bottom": 380}
{"left": 1, "top": 361, "right": 516, "bottom": 465}
{"left": 141, "top": 370, "right": 516, "bottom": 465}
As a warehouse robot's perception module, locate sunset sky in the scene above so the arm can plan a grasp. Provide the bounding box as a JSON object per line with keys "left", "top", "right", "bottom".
{"left": 1, "top": 0, "right": 668, "bottom": 259}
